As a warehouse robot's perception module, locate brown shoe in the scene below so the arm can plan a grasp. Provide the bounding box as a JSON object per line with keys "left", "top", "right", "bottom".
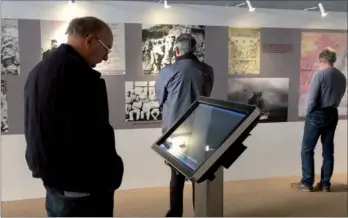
{"left": 314, "top": 183, "right": 330, "bottom": 192}
{"left": 290, "top": 182, "right": 313, "bottom": 192}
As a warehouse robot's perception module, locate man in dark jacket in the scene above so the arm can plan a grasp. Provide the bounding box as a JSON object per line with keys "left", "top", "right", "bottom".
{"left": 24, "top": 16, "right": 124, "bottom": 217}
{"left": 155, "top": 33, "right": 214, "bottom": 217}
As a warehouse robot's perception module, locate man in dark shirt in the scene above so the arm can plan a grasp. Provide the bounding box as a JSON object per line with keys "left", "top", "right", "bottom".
{"left": 24, "top": 17, "right": 124, "bottom": 217}
{"left": 292, "top": 48, "right": 346, "bottom": 192}
{"left": 42, "top": 39, "right": 58, "bottom": 60}
{"left": 155, "top": 34, "right": 214, "bottom": 217}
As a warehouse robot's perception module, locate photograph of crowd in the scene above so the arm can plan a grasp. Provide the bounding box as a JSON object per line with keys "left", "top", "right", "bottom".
{"left": 142, "top": 24, "right": 205, "bottom": 75}
{"left": 1, "top": 19, "right": 20, "bottom": 76}
{"left": 228, "top": 78, "right": 289, "bottom": 122}
{"left": 125, "top": 81, "right": 162, "bottom": 122}
{"left": 1, "top": 80, "right": 9, "bottom": 133}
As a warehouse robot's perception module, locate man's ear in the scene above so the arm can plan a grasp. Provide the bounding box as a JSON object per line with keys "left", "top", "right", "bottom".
{"left": 84, "top": 35, "right": 94, "bottom": 48}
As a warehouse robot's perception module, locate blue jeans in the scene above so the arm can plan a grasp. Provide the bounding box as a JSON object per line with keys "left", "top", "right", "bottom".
{"left": 45, "top": 186, "right": 114, "bottom": 217}
{"left": 301, "top": 108, "right": 338, "bottom": 187}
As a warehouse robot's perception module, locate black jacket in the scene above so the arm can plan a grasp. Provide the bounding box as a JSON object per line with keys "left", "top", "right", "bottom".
{"left": 24, "top": 44, "right": 124, "bottom": 192}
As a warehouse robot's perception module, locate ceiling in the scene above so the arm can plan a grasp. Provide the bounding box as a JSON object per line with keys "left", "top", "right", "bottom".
{"left": 139, "top": 0, "right": 348, "bottom": 13}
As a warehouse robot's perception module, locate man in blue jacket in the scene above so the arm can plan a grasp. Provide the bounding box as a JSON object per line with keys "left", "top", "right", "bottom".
{"left": 24, "top": 16, "right": 124, "bottom": 217}
{"left": 155, "top": 33, "right": 214, "bottom": 217}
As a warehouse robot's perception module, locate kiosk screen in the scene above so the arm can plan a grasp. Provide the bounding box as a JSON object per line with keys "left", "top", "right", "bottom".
{"left": 159, "top": 103, "right": 246, "bottom": 171}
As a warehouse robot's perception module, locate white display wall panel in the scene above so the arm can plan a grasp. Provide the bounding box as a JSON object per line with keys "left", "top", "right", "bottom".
{"left": 1, "top": 1, "right": 347, "bottom": 202}
{"left": 2, "top": 1, "right": 347, "bottom": 30}
{"left": 2, "top": 121, "right": 347, "bottom": 201}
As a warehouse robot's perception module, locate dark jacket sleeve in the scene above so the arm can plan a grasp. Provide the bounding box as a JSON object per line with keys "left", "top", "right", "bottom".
{"left": 166, "top": 70, "right": 193, "bottom": 124}
{"left": 59, "top": 58, "right": 124, "bottom": 191}
{"left": 155, "top": 67, "right": 170, "bottom": 107}
{"left": 208, "top": 66, "right": 214, "bottom": 96}
{"left": 94, "top": 78, "right": 124, "bottom": 190}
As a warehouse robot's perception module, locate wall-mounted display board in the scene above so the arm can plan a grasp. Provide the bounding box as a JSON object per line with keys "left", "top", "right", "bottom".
{"left": 227, "top": 78, "right": 289, "bottom": 122}
{"left": 1, "top": 19, "right": 21, "bottom": 76}
{"left": 141, "top": 24, "right": 205, "bottom": 75}
{"left": 2, "top": 19, "right": 346, "bottom": 135}
{"left": 1, "top": 80, "right": 9, "bottom": 133}
{"left": 125, "top": 81, "right": 161, "bottom": 122}
{"left": 299, "top": 32, "right": 348, "bottom": 117}
{"left": 228, "top": 28, "right": 260, "bottom": 75}
{"left": 40, "top": 20, "right": 126, "bottom": 75}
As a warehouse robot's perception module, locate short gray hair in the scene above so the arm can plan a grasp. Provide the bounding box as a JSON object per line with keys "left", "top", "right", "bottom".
{"left": 319, "top": 47, "right": 337, "bottom": 64}
{"left": 175, "top": 33, "right": 196, "bottom": 55}
{"left": 65, "top": 16, "right": 109, "bottom": 37}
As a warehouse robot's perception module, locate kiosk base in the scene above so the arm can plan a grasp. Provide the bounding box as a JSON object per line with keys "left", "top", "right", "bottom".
{"left": 194, "top": 167, "right": 224, "bottom": 217}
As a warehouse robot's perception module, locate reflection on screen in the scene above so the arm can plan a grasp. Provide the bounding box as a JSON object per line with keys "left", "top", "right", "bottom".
{"left": 159, "top": 103, "right": 246, "bottom": 171}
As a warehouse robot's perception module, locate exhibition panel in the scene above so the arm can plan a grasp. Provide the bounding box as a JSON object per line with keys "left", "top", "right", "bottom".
{"left": 299, "top": 31, "right": 348, "bottom": 117}
{"left": 142, "top": 24, "right": 205, "bottom": 75}
{"left": 40, "top": 20, "right": 126, "bottom": 75}
{"left": 1, "top": 1, "right": 347, "bottom": 202}
{"left": 2, "top": 17, "right": 346, "bottom": 134}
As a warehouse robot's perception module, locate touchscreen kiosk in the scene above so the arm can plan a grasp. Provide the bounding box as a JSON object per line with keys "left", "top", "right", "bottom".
{"left": 152, "top": 97, "right": 261, "bottom": 183}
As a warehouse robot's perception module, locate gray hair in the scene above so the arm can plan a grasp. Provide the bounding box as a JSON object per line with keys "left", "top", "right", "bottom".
{"left": 319, "top": 47, "right": 337, "bottom": 64}
{"left": 175, "top": 33, "right": 196, "bottom": 55}
{"left": 65, "top": 16, "right": 109, "bottom": 37}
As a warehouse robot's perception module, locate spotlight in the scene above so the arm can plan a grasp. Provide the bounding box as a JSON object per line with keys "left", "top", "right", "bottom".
{"left": 318, "top": 3, "right": 328, "bottom": 17}
{"left": 158, "top": 0, "right": 171, "bottom": 9}
{"left": 164, "top": 0, "right": 171, "bottom": 9}
{"left": 246, "top": 0, "right": 255, "bottom": 12}
{"left": 234, "top": 0, "right": 255, "bottom": 12}
{"left": 303, "top": 2, "right": 328, "bottom": 17}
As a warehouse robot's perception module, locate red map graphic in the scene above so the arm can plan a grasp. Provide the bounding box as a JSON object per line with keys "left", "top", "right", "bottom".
{"left": 300, "top": 32, "right": 347, "bottom": 94}
{"left": 299, "top": 32, "right": 347, "bottom": 117}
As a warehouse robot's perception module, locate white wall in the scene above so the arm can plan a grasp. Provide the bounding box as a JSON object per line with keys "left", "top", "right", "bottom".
{"left": 1, "top": 1, "right": 347, "bottom": 202}
{"left": 2, "top": 1, "right": 347, "bottom": 29}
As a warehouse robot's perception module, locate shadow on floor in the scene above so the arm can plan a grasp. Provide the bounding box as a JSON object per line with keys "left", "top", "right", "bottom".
{"left": 329, "top": 183, "right": 348, "bottom": 192}
{"left": 223, "top": 181, "right": 348, "bottom": 217}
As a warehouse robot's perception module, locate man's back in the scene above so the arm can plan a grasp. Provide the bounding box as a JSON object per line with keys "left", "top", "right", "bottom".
{"left": 313, "top": 67, "right": 346, "bottom": 109}
{"left": 298, "top": 48, "right": 345, "bottom": 193}
{"left": 155, "top": 54, "right": 214, "bottom": 132}
{"left": 24, "top": 44, "right": 123, "bottom": 192}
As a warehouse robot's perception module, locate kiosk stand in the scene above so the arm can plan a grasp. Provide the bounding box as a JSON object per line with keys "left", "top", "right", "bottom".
{"left": 151, "top": 97, "right": 261, "bottom": 217}
{"left": 194, "top": 167, "right": 224, "bottom": 217}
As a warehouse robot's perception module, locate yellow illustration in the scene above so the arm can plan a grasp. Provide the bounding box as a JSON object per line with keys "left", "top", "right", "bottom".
{"left": 228, "top": 28, "right": 261, "bottom": 75}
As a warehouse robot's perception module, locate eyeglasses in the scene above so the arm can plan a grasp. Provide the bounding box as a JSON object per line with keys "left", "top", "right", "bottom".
{"left": 95, "top": 37, "right": 111, "bottom": 54}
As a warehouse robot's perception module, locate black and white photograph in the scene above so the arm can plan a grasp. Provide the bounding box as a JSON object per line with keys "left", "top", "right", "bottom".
{"left": 125, "top": 81, "right": 162, "bottom": 122}
{"left": 40, "top": 20, "right": 69, "bottom": 60}
{"left": 1, "top": 80, "right": 9, "bottom": 133}
{"left": 142, "top": 24, "right": 205, "bottom": 75}
{"left": 227, "top": 78, "right": 289, "bottom": 122}
{"left": 40, "top": 20, "right": 126, "bottom": 74}
{"left": 1, "top": 19, "right": 20, "bottom": 76}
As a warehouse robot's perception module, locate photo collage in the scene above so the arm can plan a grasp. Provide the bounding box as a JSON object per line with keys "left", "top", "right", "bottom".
{"left": 1, "top": 18, "right": 347, "bottom": 133}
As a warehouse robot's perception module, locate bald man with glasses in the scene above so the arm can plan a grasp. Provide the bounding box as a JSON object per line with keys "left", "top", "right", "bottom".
{"left": 24, "top": 16, "right": 124, "bottom": 217}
